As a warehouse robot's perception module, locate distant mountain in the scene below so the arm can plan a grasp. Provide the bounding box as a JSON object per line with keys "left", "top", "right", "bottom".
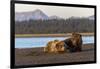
{"left": 69, "top": 16, "right": 81, "bottom": 19}
{"left": 15, "top": 9, "right": 94, "bottom": 21}
{"left": 49, "top": 15, "right": 62, "bottom": 20}
{"left": 69, "top": 16, "right": 94, "bottom": 20}
{"left": 15, "top": 9, "right": 49, "bottom": 21}
{"left": 88, "top": 15, "right": 94, "bottom": 20}
{"left": 15, "top": 9, "right": 63, "bottom": 21}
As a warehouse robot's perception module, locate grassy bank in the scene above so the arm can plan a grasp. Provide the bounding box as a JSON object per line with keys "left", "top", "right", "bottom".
{"left": 15, "top": 32, "right": 94, "bottom": 38}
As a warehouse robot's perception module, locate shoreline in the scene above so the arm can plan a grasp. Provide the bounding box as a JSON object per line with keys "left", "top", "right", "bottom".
{"left": 15, "top": 43, "right": 95, "bottom": 66}
{"left": 15, "top": 43, "right": 93, "bottom": 49}
{"left": 15, "top": 33, "right": 94, "bottom": 38}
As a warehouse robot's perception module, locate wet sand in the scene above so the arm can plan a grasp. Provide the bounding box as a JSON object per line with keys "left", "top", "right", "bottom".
{"left": 15, "top": 43, "right": 95, "bottom": 66}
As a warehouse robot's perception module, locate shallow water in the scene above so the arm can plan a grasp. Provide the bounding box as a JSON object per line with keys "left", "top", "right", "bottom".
{"left": 15, "top": 36, "right": 94, "bottom": 48}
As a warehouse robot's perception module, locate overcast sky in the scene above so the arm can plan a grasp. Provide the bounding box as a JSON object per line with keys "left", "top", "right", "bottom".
{"left": 15, "top": 4, "right": 94, "bottom": 18}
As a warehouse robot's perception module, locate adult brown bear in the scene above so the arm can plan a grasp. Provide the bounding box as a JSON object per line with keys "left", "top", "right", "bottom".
{"left": 44, "top": 33, "right": 82, "bottom": 53}
{"left": 63, "top": 32, "right": 83, "bottom": 52}
{"left": 44, "top": 40, "right": 66, "bottom": 53}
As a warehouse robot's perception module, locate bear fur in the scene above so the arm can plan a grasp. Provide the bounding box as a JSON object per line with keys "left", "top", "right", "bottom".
{"left": 44, "top": 40, "right": 66, "bottom": 53}
{"left": 63, "top": 32, "right": 83, "bottom": 52}
{"left": 44, "top": 32, "right": 82, "bottom": 53}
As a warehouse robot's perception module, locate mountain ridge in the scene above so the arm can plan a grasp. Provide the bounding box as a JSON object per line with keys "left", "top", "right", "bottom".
{"left": 15, "top": 9, "right": 94, "bottom": 21}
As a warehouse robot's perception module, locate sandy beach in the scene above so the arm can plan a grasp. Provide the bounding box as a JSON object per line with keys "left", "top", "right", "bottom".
{"left": 15, "top": 43, "right": 95, "bottom": 66}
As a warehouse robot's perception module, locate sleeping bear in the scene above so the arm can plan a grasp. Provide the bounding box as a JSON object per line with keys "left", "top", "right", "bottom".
{"left": 44, "top": 40, "right": 66, "bottom": 53}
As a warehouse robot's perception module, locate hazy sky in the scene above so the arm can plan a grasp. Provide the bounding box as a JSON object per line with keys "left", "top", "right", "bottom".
{"left": 15, "top": 4, "right": 94, "bottom": 18}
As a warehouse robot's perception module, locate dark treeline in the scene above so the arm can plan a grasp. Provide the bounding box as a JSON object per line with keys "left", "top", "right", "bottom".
{"left": 15, "top": 18, "right": 94, "bottom": 34}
